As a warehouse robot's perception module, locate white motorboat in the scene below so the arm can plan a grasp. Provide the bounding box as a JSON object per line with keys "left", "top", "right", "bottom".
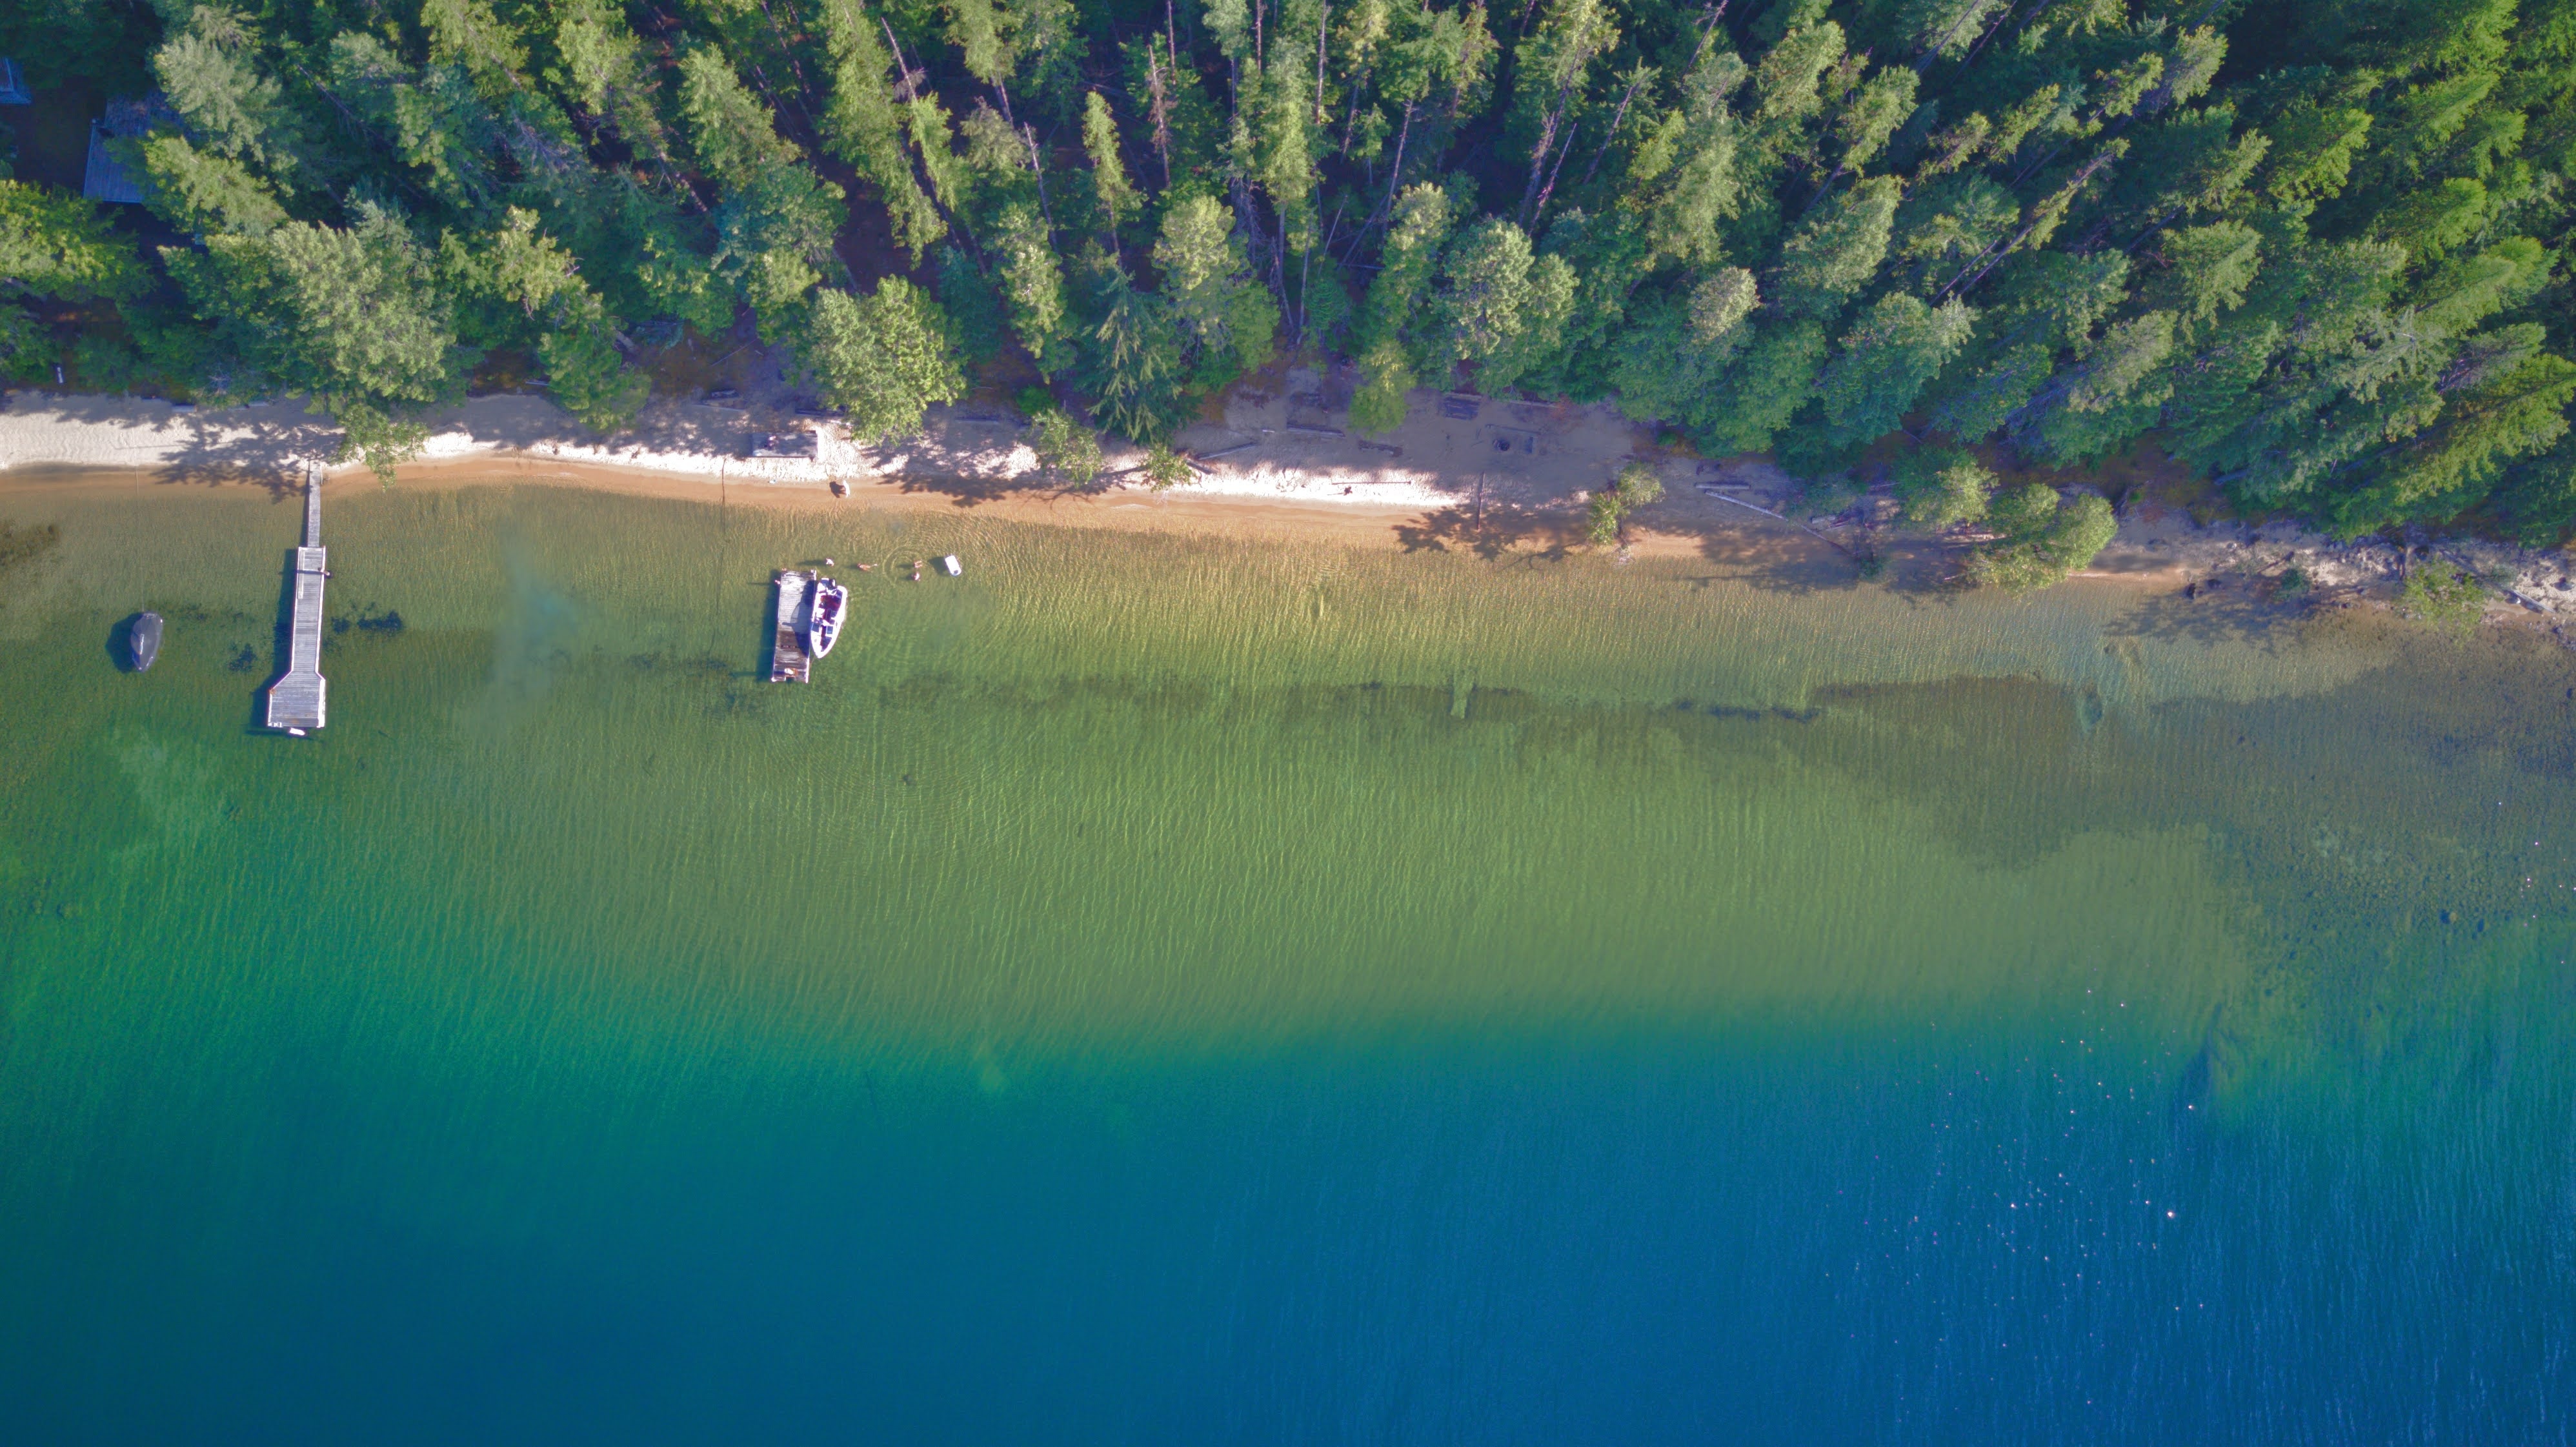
{"left": 807, "top": 576, "right": 848, "bottom": 658}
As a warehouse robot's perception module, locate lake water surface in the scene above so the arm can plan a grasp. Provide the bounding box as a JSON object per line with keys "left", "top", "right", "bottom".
{"left": 3, "top": 476, "right": 2573, "bottom": 1442}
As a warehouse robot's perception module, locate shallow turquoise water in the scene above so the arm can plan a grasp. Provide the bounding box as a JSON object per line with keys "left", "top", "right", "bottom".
{"left": 4, "top": 478, "right": 2574, "bottom": 1441}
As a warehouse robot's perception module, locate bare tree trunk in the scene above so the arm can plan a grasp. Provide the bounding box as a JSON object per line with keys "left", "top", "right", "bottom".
{"left": 1302, "top": 195, "right": 1350, "bottom": 340}
{"left": 1797, "top": 160, "right": 1850, "bottom": 219}
{"left": 1959, "top": 0, "right": 2038, "bottom": 71}
{"left": 1528, "top": 122, "right": 1579, "bottom": 225}
{"left": 1689, "top": 0, "right": 1732, "bottom": 67}
{"left": 883, "top": 17, "right": 916, "bottom": 96}
{"left": 1343, "top": 99, "right": 1414, "bottom": 261}
{"left": 1576, "top": 68, "right": 1649, "bottom": 190}
{"left": 1231, "top": 168, "right": 1266, "bottom": 277}
{"left": 1938, "top": 150, "right": 2118, "bottom": 301}
{"left": 1024, "top": 123, "right": 1056, "bottom": 235}
{"left": 1147, "top": 38, "right": 1176, "bottom": 189}
{"left": 878, "top": 19, "right": 983, "bottom": 265}
{"left": 1914, "top": 0, "right": 1997, "bottom": 72}
{"left": 1517, "top": 85, "right": 1575, "bottom": 225}
{"left": 1276, "top": 207, "right": 1291, "bottom": 300}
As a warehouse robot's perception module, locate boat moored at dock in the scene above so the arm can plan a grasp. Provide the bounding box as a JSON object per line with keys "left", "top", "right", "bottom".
{"left": 807, "top": 576, "right": 847, "bottom": 658}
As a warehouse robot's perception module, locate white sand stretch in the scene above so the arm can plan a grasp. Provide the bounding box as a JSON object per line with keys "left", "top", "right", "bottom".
{"left": 0, "top": 377, "right": 1660, "bottom": 520}
{"left": 23, "top": 381, "right": 2562, "bottom": 622}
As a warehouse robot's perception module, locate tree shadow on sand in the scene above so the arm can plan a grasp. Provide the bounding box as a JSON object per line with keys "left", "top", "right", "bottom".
{"left": 152, "top": 410, "right": 340, "bottom": 496}
{"left": 891, "top": 468, "right": 1060, "bottom": 507}
{"left": 0, "top": 393, "right": 335, "bottom": 498}
{"left": 1394, "top": 503, "right": 1572, "bottom": 562}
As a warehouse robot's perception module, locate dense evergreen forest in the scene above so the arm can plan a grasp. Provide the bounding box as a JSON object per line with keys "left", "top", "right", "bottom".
{"left": 3, "top": 0, "right": 2574, "bottom": 541}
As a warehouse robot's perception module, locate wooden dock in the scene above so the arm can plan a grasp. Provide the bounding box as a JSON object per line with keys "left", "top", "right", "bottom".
{"left": 770, "top": 569, "right": 811, "bottom": 683}
{"left": 265, "top": 470, "right": 327, "bottom": 731}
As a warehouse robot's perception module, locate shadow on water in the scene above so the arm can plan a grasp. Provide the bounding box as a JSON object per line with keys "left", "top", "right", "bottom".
{"left": 1689, "top": 523, "right": 1972, "bottom": 600}
{"left": 242, "top": 545, "right": 299, "bottom": 735}
{"left": 106, "top": 613, "right": 143, "bottom": 673}
{"left": 2105, "top": 577, "right": 2313, "bottom": 649}
{"left": 754, "top": 576, "right": 781, "bottom": 685}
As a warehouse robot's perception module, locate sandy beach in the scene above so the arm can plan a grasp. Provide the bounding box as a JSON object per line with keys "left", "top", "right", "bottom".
{"left": 7, "top": 380, "right": 2573, "bottom": 622}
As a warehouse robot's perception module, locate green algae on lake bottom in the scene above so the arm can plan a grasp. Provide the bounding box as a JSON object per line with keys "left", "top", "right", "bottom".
{"left": 3, "top": 478, "right": 2574, "bottom": 1439}
{"left": 1, "top": 479, "right": 2557, "bottom": 1045}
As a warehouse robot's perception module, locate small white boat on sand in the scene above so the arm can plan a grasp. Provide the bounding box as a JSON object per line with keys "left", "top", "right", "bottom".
{"left": 807, "top": 576, "right": 848, "bottom": 658}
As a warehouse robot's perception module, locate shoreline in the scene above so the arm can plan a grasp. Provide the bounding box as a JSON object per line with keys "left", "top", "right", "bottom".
{"left": 6, "top": 386, "right": 2572, "bottom": 623}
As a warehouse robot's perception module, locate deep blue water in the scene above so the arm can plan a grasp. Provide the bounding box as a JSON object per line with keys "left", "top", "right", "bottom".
{"left": 10, "top": 1017, "right": 2570, "bottom": 1444}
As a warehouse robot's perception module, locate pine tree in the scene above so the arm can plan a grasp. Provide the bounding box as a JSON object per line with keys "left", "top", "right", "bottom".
{"left": 803, "top": 278, "right": 969, "bottom": 441}
{"left": 1082, "top": 263, "right": 1191, "bottom": 440}
{"left": 1891, "top": 445, "right": 1993, "bottom": 529}
{"left": 1900, "top": 0, "right": 2010, "bottom": 65}
{"left": 678, "top": 48, "right": 850, "bottom": 336}
{"left": 0, "top": 181, "right": 146, "bottom": 303}
{"left": 1152, "top": 196, "right": 1277, "bottom": 386}
{"left": 547, "top": 0, "right": 672, "bottom": 163}
{"left": 1629, "top": 49, "right": 1746, "bottom": 268}
{"left": 166, "top": 212, "right": 461, "bottom": 474}
{"left": 1349, "top": 182, "right": 1451, "bottom": 427}
{"left": 438, "top": 208, "right": 646, "bottom": 432}
{"left": 2141, "top": 223, "right": 2262, "bottom": 325}
{"left": 1808, "top": 66, "right": 1917, "bottom": 206}
{"left": 1969, "top": 485, "right": 2116, "bottom": 591}
{"left": 10, "top": 0, "right": 2571, "bottom": 543}
{"left": 1696, "top": 319, "right": 1827, "bottom": 454}
{"left": 1509, "top": 0, "right": 1617, "bottom": 225}
{"left": 0, "top": 181, "right": 144, "bottom": 382}
{"left": 994, "top": 203, "right": 1071, "bottom": 374}
{"left": 132, "top": 136, "right": 287, "bottom": 238}
{"left": 1771, "top": 175, "right": 1899, "bottom": 318}
{"left": 150, "top": 9, "right": 309, "bottom": 180}
{"left": 1083, "top": 92, "right": 1143, "bottom": 239}
{"left": 819, "top": 0, "right": 947, "bottom": 261}
{"left": 1422, "top": 218, "right": 1571, "bottom": 391}
{"left": 1606, "top": 270, "right": 1757, "bottom": 438}
{"left": 1354, "top": 183, "right": 1451, "bottom": 351}
{"left": 1804, "top": 293, "right": 1976, "bottom": 458}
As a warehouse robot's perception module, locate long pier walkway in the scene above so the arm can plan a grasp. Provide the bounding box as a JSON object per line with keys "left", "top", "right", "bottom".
{"left": 265, "top": 469, "right": 327, "bottom": 732}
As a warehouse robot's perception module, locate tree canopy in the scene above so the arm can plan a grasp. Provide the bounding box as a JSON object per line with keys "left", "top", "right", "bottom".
{"left": 803, "top": 278, "right": 968, "bottom": 441}
{"left": 2, "top": 0, "right": 2573, "bottom": 541}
